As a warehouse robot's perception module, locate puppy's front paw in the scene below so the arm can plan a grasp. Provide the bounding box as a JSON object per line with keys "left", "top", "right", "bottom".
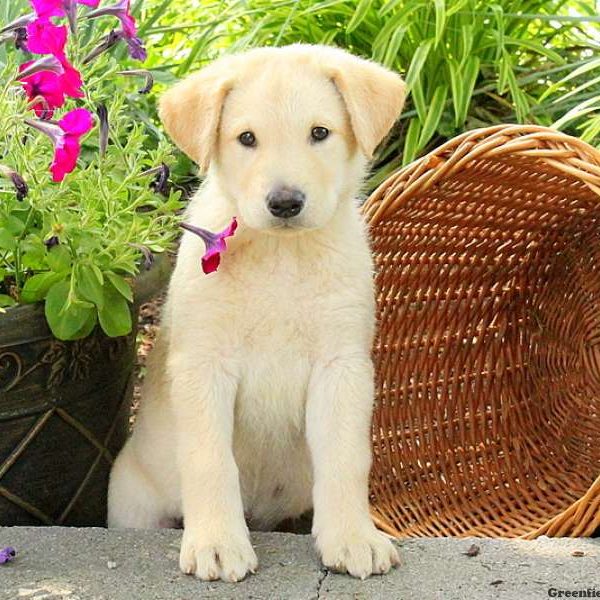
{"left": 179, "top": 528, "right": 258, "bottom": 582}
{"left": 315, "top": 525, "right": 400, "bottom": 579}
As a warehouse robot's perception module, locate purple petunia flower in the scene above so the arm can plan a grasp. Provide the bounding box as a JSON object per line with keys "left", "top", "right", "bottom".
{"left": 0, "top": 547, "right": 15, "bottom": 564}
{"left": 44, "top": 235, "right": 60, "bottom": 248}
{"left": 0, "top": 166, "right": 28, "bottom": 200}
{"left": 86, "top": 0, "right": 146, "bottom": 60}
{"left": 96, "top": 103, "right": 109, "bottom": 157}
{"left": 142, "top": 162, "right": 169, "bottom": 196}
{"left": 179, "top": 217, "right": 238, "bottom": 274}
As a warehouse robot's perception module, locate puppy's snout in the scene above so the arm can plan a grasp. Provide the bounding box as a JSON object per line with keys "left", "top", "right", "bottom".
{"left": 266, "top": 186, "right": 305, "bottom": 219}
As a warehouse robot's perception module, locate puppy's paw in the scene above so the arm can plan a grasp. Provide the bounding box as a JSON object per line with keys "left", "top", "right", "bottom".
{"left": 315, "top": 525, "right": 400, "bottom": 579}
{"left": 179, "top": 529, "right": 258, "bottom": 582}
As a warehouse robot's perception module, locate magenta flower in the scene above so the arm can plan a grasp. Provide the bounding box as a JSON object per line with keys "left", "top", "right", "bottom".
{"left": 30, "top": 0, "right": 101, "bottom": 32}
{"left": 26, "top": 17, "right": 67, "bottom": 56}
{"left": 25, "top": 108, "right": 94, "bottom": 182}
{"left": 30, "top": 0, "right": 100, "bottom": 19}
{"left": 0, "top": 547, "right": 15, "bottom": 564}
{"left": 20, "top": 63, "right": 83, "bottom": 118}
{"left": 180, "top": 218, "right": 238, "bottom": 274}
{"left": 19, "top": 19, "right": 84, "bottom": 117}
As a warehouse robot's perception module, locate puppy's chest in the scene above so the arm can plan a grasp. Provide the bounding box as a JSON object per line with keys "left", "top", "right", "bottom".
{"left": 231, "top": 256, "right": 328, "bottom": 354}
{"left": 229, "top": 258, "right": 328, "bottom": 432}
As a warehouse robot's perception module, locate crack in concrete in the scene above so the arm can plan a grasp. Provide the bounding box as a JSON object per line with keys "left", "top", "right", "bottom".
{"left": 314, "top": 566, "right": 329, "bottom": 599}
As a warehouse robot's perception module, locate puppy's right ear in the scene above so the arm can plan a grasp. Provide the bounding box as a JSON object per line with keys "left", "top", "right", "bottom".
{"left": 159, "top": 60, "right": 235, "bottom": 173}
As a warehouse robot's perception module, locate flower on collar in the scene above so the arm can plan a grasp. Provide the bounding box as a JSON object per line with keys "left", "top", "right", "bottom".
{"left": 179, "top": 217, "right": 238, "bottom": 274}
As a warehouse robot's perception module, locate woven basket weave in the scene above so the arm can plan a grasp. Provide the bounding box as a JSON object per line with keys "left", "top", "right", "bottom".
{"left": 364, "top": 124, "right": 600, "bottom": 539}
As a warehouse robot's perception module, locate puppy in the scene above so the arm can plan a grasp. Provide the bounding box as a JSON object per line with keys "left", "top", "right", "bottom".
{"left": 108, "top": 44, "right": 406, "bottom": 582}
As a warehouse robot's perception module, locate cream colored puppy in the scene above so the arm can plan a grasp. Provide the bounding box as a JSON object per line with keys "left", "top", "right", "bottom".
{"left": 108, "top": 44, "right": 405, "bottom": 582}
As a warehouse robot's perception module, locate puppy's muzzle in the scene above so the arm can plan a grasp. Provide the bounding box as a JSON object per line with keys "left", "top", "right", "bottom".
{"left": 266, "top": 186, "right": 305, "bottom": 219}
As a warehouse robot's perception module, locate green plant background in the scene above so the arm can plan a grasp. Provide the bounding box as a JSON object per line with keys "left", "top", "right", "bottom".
{"left": 4, "top": 0, "right": 599, "bottom": 189}
{"left": 140, "top": 0, "right": 599, "bottom": 189}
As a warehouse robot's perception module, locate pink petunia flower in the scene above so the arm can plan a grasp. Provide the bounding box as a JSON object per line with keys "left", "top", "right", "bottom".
{"left": 179, "top": 218, "right": 238, "bottom": 274}
{"left": 30, "top": 0, "right": 101, "bottom": 33}
{"left": 25, "top": 17, "right": 67, "bottom": 56}
{"left": 19, "top": 19, "right": 84, "bottom": 117}
{"left": 20, "top": 63, "right": 83, "bottom": 118}
{"left": 25, "top": 108, "right": 94, "bottom": 182}
{"left": 30, "top": 0, "right": 101, "bottom": 19}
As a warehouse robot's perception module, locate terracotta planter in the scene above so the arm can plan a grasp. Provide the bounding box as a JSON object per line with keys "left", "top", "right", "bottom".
{"left": 0, "top": 256, "right": 171, "bottom": 526}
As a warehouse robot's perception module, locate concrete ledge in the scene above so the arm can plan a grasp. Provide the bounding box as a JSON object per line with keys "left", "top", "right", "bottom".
{"left": 0, "top": 527, "right": 598, "bottom": 599}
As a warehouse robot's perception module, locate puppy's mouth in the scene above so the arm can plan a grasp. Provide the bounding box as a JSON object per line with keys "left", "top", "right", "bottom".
{"left": 265, "top": 218, "right": 311, "bottom": 234}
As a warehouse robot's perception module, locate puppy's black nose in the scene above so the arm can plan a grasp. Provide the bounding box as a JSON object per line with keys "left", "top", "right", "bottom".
{"left": 267, "top": 186, "right": 305, "bottom": 219}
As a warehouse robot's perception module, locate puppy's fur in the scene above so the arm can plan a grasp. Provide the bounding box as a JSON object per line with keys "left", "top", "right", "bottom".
{"left": 108, "top": 44, "right": 406, "bottom": 582}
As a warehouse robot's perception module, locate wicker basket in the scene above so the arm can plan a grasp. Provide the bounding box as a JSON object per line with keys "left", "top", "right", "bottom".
{"left": 364, "top": 124, "right": 600, "bottom": 539}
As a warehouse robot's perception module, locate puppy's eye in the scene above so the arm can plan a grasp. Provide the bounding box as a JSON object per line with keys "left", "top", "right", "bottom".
{"left": 238, "top": 131, "right": 257, "bottom": 147}
{"left": 311, "top": 126, "right": 329, "bottom": 142}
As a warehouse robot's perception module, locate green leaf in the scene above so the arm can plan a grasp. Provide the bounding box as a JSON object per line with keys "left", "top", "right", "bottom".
{"left": 20, "top": 272, "right": 65, "bottom": 304}
{"left": 71, "top": 309, "right": 98, "bottom": 339}
{"left": 497, "top": 50, "right": 511, "bottom": 95}
{"left": 553, "top": 97, "right": 600, "bottom": 130}
{"left": 549, "top": 75, "right": 600, "bottom": 106}
{"left": 5, "top": 215, "right": 24, "bottom": 236}
{"left": 506, "top": 66, "right": 529, "bottom": 122}
{"left": 504, "top": 37, "right": 564, "bottom": 66}
{"left": 382, "top": 25, "right": 407, "bottom": 69}
{"left": 46, "top": 245, "right": 71, "bottom": 273}
{"left": 0, "top": 294, "right": 16, "bottom": 308}
{"left": 106, "top": 272, "right": 133, "bottom": 302}
{"left": 346, "top": 0, "right": 374, "bottom": 33}
{"left": 0, "top": 229, "right": 15, "bottom": 251}
{"left": 433, "top": 0, "right": 446, "bottom": 47}
{"left": 411, "top": 76, "right": 427, "bottom": 123}
{"left": 457, "top": 56, "right": 480, "bottom": 125}
{"left": 405, "top": 39, "right": 433, "bottom": 92}
{"left": 76, "top": 263, "right": 105, "bottom": 308}
{"left": 418, "top": 84, "right": 448, "bottom": 149}
{"left": 402, "top": 118, "right": 422, "bottom": 166}
{"left": 45, "top": 279, "right": 95, "bottom": 340}
{"left": 90, "top": 264, "right": 104, "bottom": 286}
{"left": 539, "top": 57, "right": 600, "bottom": 101}
{"left": 490, "top": 4, "right": 505, "bottom": 61}
{"left": 460, "top": 24, "right": 474, "bottom": 64}
{"left": 98, "top": 280, "right": 132, "bottom": 337}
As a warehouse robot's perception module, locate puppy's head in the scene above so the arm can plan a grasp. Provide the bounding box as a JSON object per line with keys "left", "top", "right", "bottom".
{"left": 160, "top": 45, "right": 405, "bottom": 232}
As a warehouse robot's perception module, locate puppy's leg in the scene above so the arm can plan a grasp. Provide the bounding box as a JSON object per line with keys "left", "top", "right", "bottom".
{"left": 306, "top": 354, "right": 400, "bottom": 579}
{"left": 173, "top": 357, "right": 257, "bottom": 583}
{"left": 107, "top": 442, "right": 170, "bottom": 528}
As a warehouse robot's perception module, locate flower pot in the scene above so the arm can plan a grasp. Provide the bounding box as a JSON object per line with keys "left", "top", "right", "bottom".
{"left": 0, "top": 256, "right": 171, "bottom": 526}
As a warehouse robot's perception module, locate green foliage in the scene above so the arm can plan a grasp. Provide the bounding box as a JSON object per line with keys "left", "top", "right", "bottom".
{"left": 137, "top": 0, "right": 599, "bottom": 188}
{"left": 0, "top": 52, "right": 182, "bottom": 340}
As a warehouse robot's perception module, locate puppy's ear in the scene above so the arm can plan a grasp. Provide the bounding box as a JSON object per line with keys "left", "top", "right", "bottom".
{"left": 324, "top": 50, "right": 406, "bottom": 158}
{"left": 159, "top": 60, "right": 235, "bottom": 172}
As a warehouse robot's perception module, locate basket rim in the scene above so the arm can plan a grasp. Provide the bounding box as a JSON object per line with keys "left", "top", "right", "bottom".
{"left": 363, "top": 124, "right": 600, "bottom": 225}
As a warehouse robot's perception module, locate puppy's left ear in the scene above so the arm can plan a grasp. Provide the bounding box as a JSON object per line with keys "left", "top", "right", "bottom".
{"left": 324, "top": 50, "right": 406, "bottom": 159}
